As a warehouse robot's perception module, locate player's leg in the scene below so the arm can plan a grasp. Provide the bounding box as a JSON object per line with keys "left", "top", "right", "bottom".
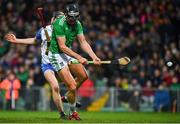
{"left": 41, "top": 64, "right": 66, "bottom": 119}
{"left": 66, "top": 62, "right": 88, "bottom": 121}
{"left": 57, "top": 66, "right": 81, "bottom": 120}
{"left": 57, "top": 66, "right": 77, "bottom": 104}
{"left": 48, "top": 52, "right": 77, "bottom": 104}
{"left": 49, "top": 52, "right": 81, "bottom": 120}
{"left": 68, "top": 63, "right": 88, "bottom": 89}
{"left": 61, "top": 60, "right": 88, "bottom": 108}
{"left": 61, "top": 64, "right": 88, "bottom": 111}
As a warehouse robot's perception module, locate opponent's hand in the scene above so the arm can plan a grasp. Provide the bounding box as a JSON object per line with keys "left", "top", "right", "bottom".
{"left": 77, "top": 56, "right": 88, "bottom": 64}
{"left": 93, "top": 57, "right": 101, "bottom": 65}
{"left": 4, "top": 34, "right": 16, "bottom": 43}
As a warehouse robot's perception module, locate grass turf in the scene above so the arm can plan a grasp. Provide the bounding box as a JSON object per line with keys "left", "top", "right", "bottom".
{"left": 0, "top": 111, "right": 180, "bottom": 123}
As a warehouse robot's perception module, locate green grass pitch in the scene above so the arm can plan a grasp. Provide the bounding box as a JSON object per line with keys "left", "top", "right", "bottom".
{"left": 0, "top": 111, "right": 180, "bottom": 123}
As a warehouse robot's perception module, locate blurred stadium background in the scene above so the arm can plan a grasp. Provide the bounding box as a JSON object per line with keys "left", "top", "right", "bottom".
{"left": 0, "top": 0, "right": 180, "bottom": 122}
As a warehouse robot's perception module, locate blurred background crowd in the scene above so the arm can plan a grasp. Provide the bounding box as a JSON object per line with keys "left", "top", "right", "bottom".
{"left": 0, "top": 0, "right": 180, "bottom": 112}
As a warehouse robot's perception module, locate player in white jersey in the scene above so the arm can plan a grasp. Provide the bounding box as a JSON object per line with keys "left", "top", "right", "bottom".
{"left": 5, "top": 11, "right": 68, "bottom": 119}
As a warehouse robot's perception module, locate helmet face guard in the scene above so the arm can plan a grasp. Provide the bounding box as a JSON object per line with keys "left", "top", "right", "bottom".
{"left": 66, "top": 3, "right": 80, "bottom": 25}
{"left": 67, "top": 13, "right": 79, "bottom": 25}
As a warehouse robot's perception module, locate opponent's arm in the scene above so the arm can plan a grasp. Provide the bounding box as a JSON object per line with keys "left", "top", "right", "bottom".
{"left": 57, "top": 36, "right": 87, "bottom": 64}
{"left": 77, "top": 34, "right": 101, "bottom": 64}
{"left": 5, "top": 34, "right": 36, "bottom": 44}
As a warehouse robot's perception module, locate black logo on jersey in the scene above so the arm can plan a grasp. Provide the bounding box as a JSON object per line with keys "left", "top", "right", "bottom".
{"left": 60, "top": 62, "right": 64, "bottom": 67}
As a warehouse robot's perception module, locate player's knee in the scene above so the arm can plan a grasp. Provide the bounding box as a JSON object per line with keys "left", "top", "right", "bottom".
{"left": 52, "top": 85, "right": 60, "bottom": 93}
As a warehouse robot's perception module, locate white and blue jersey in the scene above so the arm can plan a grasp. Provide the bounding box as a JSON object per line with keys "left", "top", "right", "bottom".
{"left": 35, "top": 25, "right": 55, "bottom": 73}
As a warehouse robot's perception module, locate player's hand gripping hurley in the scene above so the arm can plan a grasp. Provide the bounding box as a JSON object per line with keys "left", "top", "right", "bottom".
{"left": 71, "top": 56, "right": 131, "bottom": 65}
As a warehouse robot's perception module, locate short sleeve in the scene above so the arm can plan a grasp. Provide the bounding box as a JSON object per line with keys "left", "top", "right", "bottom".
{"left": 35, "top": 28, "right": 42, "bottom": 43}
{"left": 77, "top": 21, "right": 83, "bottom": 35}
{"left": 53, "top": 20, "right": 65, "bottom": 37}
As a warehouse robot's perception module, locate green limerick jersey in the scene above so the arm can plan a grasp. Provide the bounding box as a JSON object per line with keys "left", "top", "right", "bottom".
{"left": 50, "top": 15, "right": 83, "bottom": 53}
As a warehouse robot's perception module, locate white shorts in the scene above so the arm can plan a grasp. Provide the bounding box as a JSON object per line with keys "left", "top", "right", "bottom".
{"left": 48, "top": 51, "right": 76, "bottom": 72}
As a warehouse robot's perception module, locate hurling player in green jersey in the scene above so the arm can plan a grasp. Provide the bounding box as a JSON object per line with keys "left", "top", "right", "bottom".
{"left": 49, "top": 2, "right": 101, "bottom": 120}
